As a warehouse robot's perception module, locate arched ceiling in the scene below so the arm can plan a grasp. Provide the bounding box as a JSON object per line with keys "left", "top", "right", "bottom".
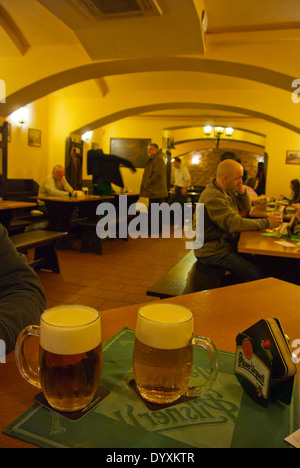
{"left": 73, "top": 101, "right": 300, "bottom": 135}
{"left": 0, "top": 0, "right": 300, "bottom": 133}
{"left": 0, "top": 57, "right": 296, "bottom": 118}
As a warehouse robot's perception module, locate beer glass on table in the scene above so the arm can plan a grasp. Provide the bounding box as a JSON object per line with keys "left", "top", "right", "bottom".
{"left": 15, "top": 305, "right": 102, "bottom": 412}
{"left": 133, "top": 303, "right": 218, "bottom": 405}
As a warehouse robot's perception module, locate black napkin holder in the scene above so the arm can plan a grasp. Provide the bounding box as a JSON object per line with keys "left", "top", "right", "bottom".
{"left": 234, "top": 318, "right": 297, "bottom": 408}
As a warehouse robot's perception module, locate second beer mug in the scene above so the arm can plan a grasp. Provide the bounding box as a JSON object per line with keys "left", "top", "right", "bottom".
{"left": 133, "top": 303, "right": 218, "bottom": 404}
{"left": 15, "top": 305, "right": 102, "bottom": 412}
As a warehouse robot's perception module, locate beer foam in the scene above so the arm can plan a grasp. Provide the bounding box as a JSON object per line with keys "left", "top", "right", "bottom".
{"left": 40, "top": 306, "right": 101, "bottom": 355}
{"left": 136, "top": 303, "right": 193, "bottom": 349}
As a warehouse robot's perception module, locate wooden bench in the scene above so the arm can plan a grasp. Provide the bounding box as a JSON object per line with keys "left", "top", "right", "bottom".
{"left": 78, "top": 220, "right": 103, "bottom": 255}
{"left": 146, "top": 250, "right": 226, "bottom": 299}
{"left": 77, "top": 214, "right": 134, "bottom": 255}
{"left": 10, "top": 230, "right": 67, "bottom": 273}
{"left": 8, "top": 219, "right": 31, "bottom": 234}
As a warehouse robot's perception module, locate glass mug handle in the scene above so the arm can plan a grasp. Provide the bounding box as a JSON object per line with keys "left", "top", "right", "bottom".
{"left": 185, "top": 335, "right": 219, "bottom": 397}
{"left": 15, "top": 325, "right": 41, "bottom": 389}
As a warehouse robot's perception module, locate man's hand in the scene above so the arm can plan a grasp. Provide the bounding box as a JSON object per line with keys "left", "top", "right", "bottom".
{"left": 236, "top": 182, "right": 246, "bottom": 195}
{"left": 180, "top": 187, "right": 188, "bottom": 196}
{"left": 267, "top": 212, "right": 283, "bottom": 229}
{"left": 239, "top": 210, "right": 249, "bottom": 218}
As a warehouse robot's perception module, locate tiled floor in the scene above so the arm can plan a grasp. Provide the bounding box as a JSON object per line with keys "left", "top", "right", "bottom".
{"left": 37, "top": 233, "right": 189, "bottom": 312}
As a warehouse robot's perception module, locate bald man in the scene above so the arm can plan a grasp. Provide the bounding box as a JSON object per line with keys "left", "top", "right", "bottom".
{"left": 194, "top": 159, "right": 282, "bottom": 283}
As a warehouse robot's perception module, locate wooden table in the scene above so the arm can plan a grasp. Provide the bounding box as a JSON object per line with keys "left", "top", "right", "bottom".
{"left": 33, "top": 195, "right": 114, "bottom": 232}
{"left": 1, "top": 277, "right": 300, "bottom": 447}
{"left": 0, "top": 200, "right": 36, "bottom": 229}
{"left": 238, "top": 230, "right": 300, "bottom": 259}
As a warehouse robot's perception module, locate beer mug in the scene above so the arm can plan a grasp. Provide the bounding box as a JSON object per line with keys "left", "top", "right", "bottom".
{"left": 15, "top": 305, "right": 102, "bottom": 412}
{"left": 133, "top": 303, "right": 218, "bottom": 404}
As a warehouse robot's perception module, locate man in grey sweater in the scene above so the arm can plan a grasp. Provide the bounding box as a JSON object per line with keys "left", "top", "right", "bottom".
{"left": 194, "top": 159, "right": 282, "bottom": 282}
{"left": 0, "top": 223, "right": 46, "bottom": 354}
{"left": 38, "top": 165, "right": 73, "bottom": 197}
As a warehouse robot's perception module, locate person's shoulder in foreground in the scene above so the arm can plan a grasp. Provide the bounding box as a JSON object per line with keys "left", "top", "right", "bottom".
{"left": 0, "top": 223, "right": 46, "bottom": 354}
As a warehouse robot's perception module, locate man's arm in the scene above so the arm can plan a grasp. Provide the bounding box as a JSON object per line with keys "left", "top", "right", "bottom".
{"left": 146, "top": 156, "right": 165, "bottom": 187}
{"left": 60, "top": 176, "right": 73, "bottom": 194}
{"left": 206, "top": 191, "right": 282, "bottom": 233}
{"left": 183, "top": 167, "right": 191, "bottom": 188}
{"left": 180, "top": 167, "right": 191, "bottom": 195}
{"left": 205, "top": 192, "right": 268, "bottom": 233}
{"left": 0, "top": 224, "right": 46, "bottom": 353}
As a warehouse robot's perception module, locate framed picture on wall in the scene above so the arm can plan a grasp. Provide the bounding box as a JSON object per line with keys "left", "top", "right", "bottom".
{"left": 286, "top": 151, "right": 300, "bottom": 165}
{"left": 28, "top": 128, "right": 41, "bottom": 147}
{"left": 110, "top": 138, "right": 151, "bottom": 167}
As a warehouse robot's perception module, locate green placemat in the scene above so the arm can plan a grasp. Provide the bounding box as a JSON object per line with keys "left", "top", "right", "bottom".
{"left": 3, "top": 329, "right": 299, "bottom": 448}
{"left": 261, "top": 232, "right": 300, "bottom": 241}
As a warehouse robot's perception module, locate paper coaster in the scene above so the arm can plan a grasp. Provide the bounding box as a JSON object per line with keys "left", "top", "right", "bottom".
{"left": 128, "top": 379, "right": 197, "bottom": 411}
{"left": 35, "top": 386, "right": 110, "bottom": 421}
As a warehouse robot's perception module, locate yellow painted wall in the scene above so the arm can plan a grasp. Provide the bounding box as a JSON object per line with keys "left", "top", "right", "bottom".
{"left": 3, "top": 82, "right": 300, "bottom": 200}
{"left": 100, "top": 117, "right": 164, "bottom": 194}
{"left": 99, "top": 116, "right": 300, "bottom": 199}
{"left": 264, "top": 127, "right": 300, "bottom": 198}
{"left": 6, "top": 97, "right": 49, "bottom": 184}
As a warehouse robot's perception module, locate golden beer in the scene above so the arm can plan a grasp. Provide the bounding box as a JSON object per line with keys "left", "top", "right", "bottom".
{"left": 133, "top": 303, "right": 194, "bottom": 404}
{"left": 16, "top": 306, "right": 102, "bottom": 412}
{"left": 39, "top": 344, "right": 102, "bottom": 412}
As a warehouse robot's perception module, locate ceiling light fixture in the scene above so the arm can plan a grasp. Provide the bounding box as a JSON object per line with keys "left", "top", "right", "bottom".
{"left": 225, "top": 127, "right": 234, "bottom": 136}
{"left": 203, "top": 125, "right": 213, "bottom": 135}
{"left": 203, "top": 125, "right": 234, "bottom": 148}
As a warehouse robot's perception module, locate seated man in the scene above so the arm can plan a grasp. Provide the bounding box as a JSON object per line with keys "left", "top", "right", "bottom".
{"left": 39, "top": 165, "right": 73, "bottom": 197}
{"left": 194, "top": 159, "right": 282, "bottom": 283}
{"left": 0, "top": 223, "right": 46, "bottom": 354}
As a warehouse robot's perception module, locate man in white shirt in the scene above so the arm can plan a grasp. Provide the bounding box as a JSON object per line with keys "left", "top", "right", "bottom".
{"left": 169, "top": 157, "right": 191, "bottom": 205}
{"left": 38, "top": 165, "right": 73, "bottom": 197}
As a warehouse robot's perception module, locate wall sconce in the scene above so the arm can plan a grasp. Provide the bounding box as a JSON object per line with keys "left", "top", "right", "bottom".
{"left": 192, "top": 155, "right": 200, "bottom": 165}
{"left": 167, "top": 136, "right": 176, "bottom": 149}
{"left": 10, "top": 106, "right": 30, "bottom": 126}
{"left": 82, "top": 131, "right": 92, "bottom": 142}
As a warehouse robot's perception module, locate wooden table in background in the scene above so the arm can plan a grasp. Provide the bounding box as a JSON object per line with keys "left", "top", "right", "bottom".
{"left": 238, "top": 230, "right": 300, "bottom": 259}
{"left": 1, "top": 277, "right": 300, "bottom": 447}
{"left": 249, "top": 205, "right": 296, "bottom": 221}
{"left": 34, "top": 195, "right": 114, "bottom": 232}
